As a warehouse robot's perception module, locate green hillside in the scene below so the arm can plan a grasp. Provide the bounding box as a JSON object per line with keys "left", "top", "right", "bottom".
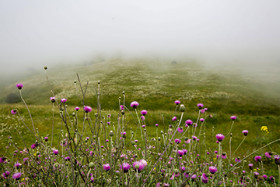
{"left": 1, "top": 58, "right": 279, "bottom": 114}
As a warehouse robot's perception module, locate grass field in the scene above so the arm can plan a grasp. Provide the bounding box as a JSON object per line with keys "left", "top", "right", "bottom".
{"left": 0, "top": 58, "right": 280, "bottom": 183}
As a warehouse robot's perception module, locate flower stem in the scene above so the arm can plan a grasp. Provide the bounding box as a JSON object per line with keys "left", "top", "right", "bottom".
{"left": 19, "top": 90, "right": 36, "bottom": 135}
{"left": 232, "top": 136, "right": 246, "bottom": 157}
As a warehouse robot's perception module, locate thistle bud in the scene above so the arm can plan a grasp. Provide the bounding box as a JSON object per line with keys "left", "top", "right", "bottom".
{"left": 109, "top": 131, "right": 114, "bottom": 137}
{"left": 89, "top": 162, "right": 94, "bottom": 168}
{"left": 179, "top": 104, "right": 186, "bottom": 112}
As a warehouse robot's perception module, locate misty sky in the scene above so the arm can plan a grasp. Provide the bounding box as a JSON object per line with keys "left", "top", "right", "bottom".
{"left": 1, "top": 0, "right": 280, "bottom": 77}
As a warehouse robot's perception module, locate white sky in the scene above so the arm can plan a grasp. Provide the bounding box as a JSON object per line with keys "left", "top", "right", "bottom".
{"left": 0, "top": 0, "right": 280, "bottom": 75}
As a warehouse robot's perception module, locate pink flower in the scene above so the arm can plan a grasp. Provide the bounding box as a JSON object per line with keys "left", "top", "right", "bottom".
{"left": 61, "top": 98, "right": 67, "bottom": 103}
{"left": 103, "top": 164, "right": 111, "bottom": 171}
{"left": 84, "top": 106, "right": 92, "bottom": 113}
{"left": 216, "top": 134, "right": 225, "bottom": 142}
{"left": 230, "top": 116, "right": 237, "bottom": 120}
{"left": 175, "top": 100, "right": 181, "bottom": 105}
{"left": 11, "top": 109, "right": 17, "bottom": 115}
{"left": 197, "top": 103, "right": 203, "bottom": 109}
{"left": 177, "top": 127, "right": 183, "bottom": 133}
{"left": 141, "top": 110, "right": 147, "bottom": 116}
{"left": 16, "top": 83, "right": 23, "bottom": 90}
{"left": 130, "top": 101, "right": 139, "bottom": 108}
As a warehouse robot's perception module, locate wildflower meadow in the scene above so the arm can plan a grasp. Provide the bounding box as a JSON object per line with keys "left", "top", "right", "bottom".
{"left": 0, "top": 64, "right": 280, "bottom": 186}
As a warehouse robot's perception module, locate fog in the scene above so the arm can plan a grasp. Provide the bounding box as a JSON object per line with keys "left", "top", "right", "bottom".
{"left": 1, "top": 0, "right": 280, "bottom": 81}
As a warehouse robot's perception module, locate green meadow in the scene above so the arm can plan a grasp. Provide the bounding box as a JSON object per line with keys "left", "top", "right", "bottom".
{"left": 0, "top": 59, "right": 280, "bottom": 176}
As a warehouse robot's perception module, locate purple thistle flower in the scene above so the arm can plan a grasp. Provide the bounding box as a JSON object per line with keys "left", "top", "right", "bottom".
{"left": 12, "top": 172, "right": 22, "bottom": 180}
{"left": 140, "top": 159, "right": 147, "bottom": 167}
{"left": 177, "top": 150, "right": 184, "bottom": 156}
{"left": 183, "top": 149, "right": 188, "bottom": 155}
{"left": 172, "top": 116, "right": 177, "bottom": 121}
{"left": 184, "top": 173, "right": 189, "bottom": 178}
{"left": 141, "top": 116, "right": 145, "bottom": 121}
{"left": 174, "top": 139, "right": 181, "bottom": 144}
{"left": 185, "top": 120, "right": 193, "bottom": 126}
{"left": 44, "top": 137, "right": 48, "bottom": 142}
{"left": 209, "top": 166, "right": 217, "bottom": 174}
{"left": 133, "top": 161, "right": 145, "bottom": 172}
{"left": 265, "top": 152, "right": 272, "bottom": 159}
{"left": 16, "top": 83, "right": 23, "bottom": 90}
{"left": 11, "top": 109, "right": 17, "bottom": 115}
{"left": 221, "top": 153, "right": 227, "bottom": 159}
{"left": 242, "top": 130, "right": 248, "bottom": 136}
{"left": 130, "top": 101, "right": 139, "bottom": 109}
{"left": 23, "top": 157, "right": 29, "bottom": 163}
{"left": 2, "top": 171, "right": 10, "bottom": 178}
{"left": 90, "top": 176, "right": 94, "bottom": 183}
{"left": 254, "top": 156, "right": 262, "bottom": 162}
{"left": 179, "top": 166, "right": 185, "bottom": 172}
{"left": 107, "top": 122, "right": 110, "bottom": 125}
{"left": 142, "top": 125, "right": 146, "bottom": 128}
{"left": 263, "top": 174, "right": 268, "bottom": 180}
{"left": 248, "top": 163, "right": 253, "bottom": 170}
{"left": 50, "top": 97, "right": 56, "bottom": 103}
{"left": 141, "top": 110, "right": 147, "bottom": 116}
{"left": 75, "top": 107, "right": 80, "bottom": 111}
{"left": 64, "top": 156, "right": 70, "bottom": 161}
{"left": 200, "top": 118, "right": 205, "bottom": 122}
{"left": 235, "top": 157, "right": 241, "bottom": 162}
{"left": 202, "top": 173, "right": 208, "bottom": 184}
{"left": 197, "top": 103, "right": 203, "bottom": 109}
{"left": 175, "top": 100, "right": 181, "bottom": 105}
{"left": 14, "top": 162, "right": 21, "bottom": 169}
{"left": 84, "top": 106, "right": 92, "bottom": 113}
{"left": 216, "top": 134, "right": 225, "bottom": 142}
{"left": 254, "top": 172, "right": 259, "bottom": 178}
{"left": 192, "top": 136, "right": 197, "bottom": 140}
{"left": 177, "top": 127, "right": 183, "bottom": 133}
{"left": 200, "top": 109, "right": 205, "bottom": 113}
{"left": 155, "top": 123, "right": 159, "bottom": 127}
{"left": 120, "top": 163, "right": 130, "bottom": 173}
{"left": 230, "top": 116, "right": 237, "bottom": 120}
{"left": 53, "top": 149, "right": 59, "bottom": 155}
{"left": 191, "top": 174, "right": 197, "bottom": 180}
{"left": 103, "top": 164, "right": 110, "bottom": 171}
{"left": 274, "top": 155, "right": 280, "bottom": 165}
{"left": 269, "top": 176, "right": 274, "bottom": 181}
{"left": 61, "top": 98, "right": 67, "bottom": 103}
{"left": 31, "top": 144, "right": 36, "bottom": 149}
{"left": 120, "top": 105, "right": 124, "bottom": 110}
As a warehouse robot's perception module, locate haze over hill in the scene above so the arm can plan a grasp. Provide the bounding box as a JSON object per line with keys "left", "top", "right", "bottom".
{"left": 0, "top": 59, "right": 279, "bottom": 117}
{"left": 0, "top": 0, "right": 280, "bottom": 84}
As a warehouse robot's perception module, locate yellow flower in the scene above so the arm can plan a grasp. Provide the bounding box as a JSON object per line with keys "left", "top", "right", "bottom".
{"left": 261, "top": 126, "right": 269, "bottom": 133}
{"left": 213, "top": 157, "right": 216, "bottom": 162}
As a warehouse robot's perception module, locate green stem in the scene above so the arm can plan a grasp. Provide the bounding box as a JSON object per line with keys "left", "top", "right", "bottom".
{"left": 232, "top": 136, "right": 246, "bottom": 157}
{"left": 229, "top": 138, "right": 280, "bottom": 172}
{"left": 19, "top": 90, "right": 36, "bottom": 135}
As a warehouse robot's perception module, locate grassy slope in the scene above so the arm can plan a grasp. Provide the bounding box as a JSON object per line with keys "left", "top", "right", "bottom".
{"left": 0, "top": 58, "right": 280, "bottom": 175}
